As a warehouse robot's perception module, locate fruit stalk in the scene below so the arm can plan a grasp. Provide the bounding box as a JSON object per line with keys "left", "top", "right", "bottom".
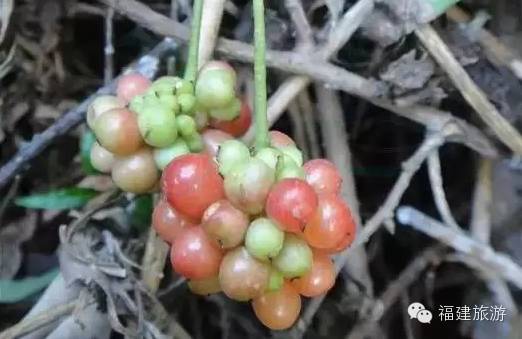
{"left": 253, "top": 0, "right": 269, "bottom": 150}
{"left": 184, "top": 0, "right": 205, "bottom": 83}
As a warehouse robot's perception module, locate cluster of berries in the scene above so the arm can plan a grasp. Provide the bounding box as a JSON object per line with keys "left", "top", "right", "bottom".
{"left": 155, "top": 131, "right": 356, "bottom": 330}
{"left": 86, "top": 59, "right": 356, "bottom": 330}
{"left": 86, "top": 61, "right": 251, "bottom": 193}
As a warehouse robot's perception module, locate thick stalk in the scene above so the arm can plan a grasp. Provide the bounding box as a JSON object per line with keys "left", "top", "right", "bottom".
{"left": 184, "top": 0, "right": 204, "bottom": 82}
{"left": 253, "top": 0, "right": 269, "bottom": 149}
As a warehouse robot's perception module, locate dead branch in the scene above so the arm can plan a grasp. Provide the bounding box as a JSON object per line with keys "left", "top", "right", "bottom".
{"left": 0, "top": 301, "right": 76, "bottom": 339}
{"left": 415, "top": 24, "right": 522, "bottom": 155}
{"left": 397, "top": 206, "right": 522, "bottom": 289}
{"left": 427, "top": 150, "right": 460, "bottom": 230}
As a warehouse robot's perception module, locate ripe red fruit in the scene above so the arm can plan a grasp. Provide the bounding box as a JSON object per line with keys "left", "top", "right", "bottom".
{"left": 303, "top": 159, "right": 342, "bottom": 195}
{"left": 210, "top": 100, "right": 252, "bottom": 137}
{"left": 116, "top": 73, "right": 151, "bottom": 102}
{"left": 201, "top": 129, "right": 234, "bottom": 158}
{"left": 170, "top": 226, "right": 223, "bottom": 279}
{"left": 202, "top": 200, "right": 249, "bottom": 249}
{"left": 252, "top": 282, "right": 301, "bottom": 330}
{"left": 266, "top": 179, "right": 318, "bottom": 233}
{"left": 93, "top": 108, "right": 144, "bottom": 155}
{"left": 152, "top": 199, "right": 196, "bottom": 243}
{"left": 291, "top": 252, "right": 335, "bottom": 297}
{"left": 162, "top": 154, "right": 225, "bottom": 221}
{"left": 304, "top": 194, "right": 355, "bottom": 250}
{"left": 219, "top": 247, "right": 270, "bottom": 301}
{"left": 269, "top": 131, "right": 295, "bottom": 148}
{"left": 317, "top": 231, "right": 355, "bottom": 254}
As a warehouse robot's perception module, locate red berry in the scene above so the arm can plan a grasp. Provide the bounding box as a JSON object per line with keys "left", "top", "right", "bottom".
{"left": 266, "top": 179, "right": 318, "bottom": 233}
{"left": 93, "top": 108, "right": 144, "bottom": 155}
{"left": 219, "top": 247, "right": 270, "bottom": 301}
{"left": 291, "top": 252, "right": 335, "bottom": 297}
{"left": 269, "top": 131, "right": 295, "bottom": 148}
{"left": 252, "top": 282, "right": 301, "bottom": 330}
{"left": 152, "top": 199, "right": 196, "bottom": 243}
{"left": 303, "top": 159, "right": 342, "bottom": 195}
{"left": 202, "top": 200, "right": 249, "bottom": 249}
{"left": 162, "top": 154, "right": 225, "bottom": 221}
{"left": 210, "top": 100, "right": 252, "bottom": 137}
{"left": 117, "top": 73, "right": 151, "bottom": 102}
{"left": 201, "top": 129, "right": 234, "bottom": 158}
{"left": 304, "top": 194, "right": 355, "bottom": 250}
{"left": 317, "top": 231, "right": 355, "bottom": 254}
{"left": 170, "top": 226, "right": 223, "bottom": 279}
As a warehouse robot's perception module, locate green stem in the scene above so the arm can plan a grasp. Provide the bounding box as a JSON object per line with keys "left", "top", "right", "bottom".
{"left": 184, "top": 0, "right": 204, "bottom": 82}
{"left": 253, "top": 0, "right": 269, "bottom": 150}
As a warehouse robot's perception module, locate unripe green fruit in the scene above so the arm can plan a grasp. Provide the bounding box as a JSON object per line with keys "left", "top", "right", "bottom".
{"left": 276, "top": 155, "right": 305, "bottom": 181}
{"left": 176, "top": 115, "right": 197, "bottom": 137}
{"left": 277, "top": 146, "right": 303, "bottom": 166}
{"left": 273, "top": 234, "right": 313, "bottom": 278}
{"left": 195, "top": 69, "right": 236, "bottom": 109}
{"left": 153, "top": 139, "right": 190, "bottom": 170}
{"left": 217, "top": 140, "right": 251, "bottom": 176}
{"left": 178, "top": 93, "right": 196, "bottom": 114}
{"left": 255, "top": 147, "right": 282, "bottom": 171}
{"left": 267, "top": 268, "right": 284, "bottom": 292}
{"left": 137, "top": 102, "right": 178, "bottom": 147}
{"left": 175, "top": 79, "right": 194, "bottom": 95}
{"left": 87, "top": 95, "right": 125, "bottom": 129}
{"left": 245, "top": 218, "right": 284, "bottom": 261}
{"left": 159, "top": 93, "right": 179, "bottom": 113}
{"left": 194, "top": 111, "right": 209, "bottom": 131}
{"left": 90, "top": 141, "right": 115, "bottom": 173}
{"left": 151, "top": 76, "right": 180, "bottom": 95}
{"left": 185, "top": 133, "right": 204, "bottom": 152}
{"left": 209, "top": 97, "right": 240, "bottom": 121}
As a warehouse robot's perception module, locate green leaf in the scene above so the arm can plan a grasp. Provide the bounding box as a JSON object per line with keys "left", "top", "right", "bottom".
{"left": 80, "top": 130, "right": 98, "bottom": 175}
{"left": 126, "top": 194, "right": 153, "bottom": 232}
{"left": 15, "top": 187, "right": 99, "bottom": 210}
{"left": 0, "top": 268, "right": 59, "bottom": 303}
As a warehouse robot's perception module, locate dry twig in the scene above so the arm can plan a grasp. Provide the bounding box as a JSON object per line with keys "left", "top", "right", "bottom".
{"left": 397, "top": 206, "right": 522, "bottom": 289}
{"left": 415, "top": 24, "right": 522, "bottom": 155}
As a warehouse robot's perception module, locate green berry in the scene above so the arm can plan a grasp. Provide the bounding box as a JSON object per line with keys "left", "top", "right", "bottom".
{"left": 153, "top": 139, "right": 190, "bottom": 170}
{"left": 129, "top": 95, "right": 145, "bottom": 114}
{"left": 159, "top": 93, "right": 179, "bottom": 113}
{"left": 194, "top": 110, "right": 209, "bottom": 131}
{"left": 151, "top": 76, "right": 181, "bottom": 95}
{"left": 277, "top": 146, "right": 303, "bottom": 166}
{"left": 137, "top": 101, "right": 178, "bottom": 147}
{"left": 217, "top": 140, "right": 250, "bottom": 176}
{"left": 178, "top": 93, "right": 196, "bottom": 115}
{"left": 245, "top": 218, "right": 284, "bottom": 261}
{"left": 276, "top": 155, "right": 305, "bottom": 181}
{"left": 176, "top": 115, "right": 197, "bottom": 137}
{"left": 272, "top": 234, "right": 312, "bottom": 278}
{"left": 185, "top": 133, "right": 204, "bottom": 152}
{"left": 195, "top": 69, "right": 236, "bottom": 109}
{"left": 208, "top": 97, "right": 241, "bottom": 121}
{"left": 267, "top": 268, "right": 284, "bottom": 292}
{"left": 175, "top": 79, "right": 194, "bottom": 95}
{"left": 254, "top": 147, "right": 282, "bottom": 171}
